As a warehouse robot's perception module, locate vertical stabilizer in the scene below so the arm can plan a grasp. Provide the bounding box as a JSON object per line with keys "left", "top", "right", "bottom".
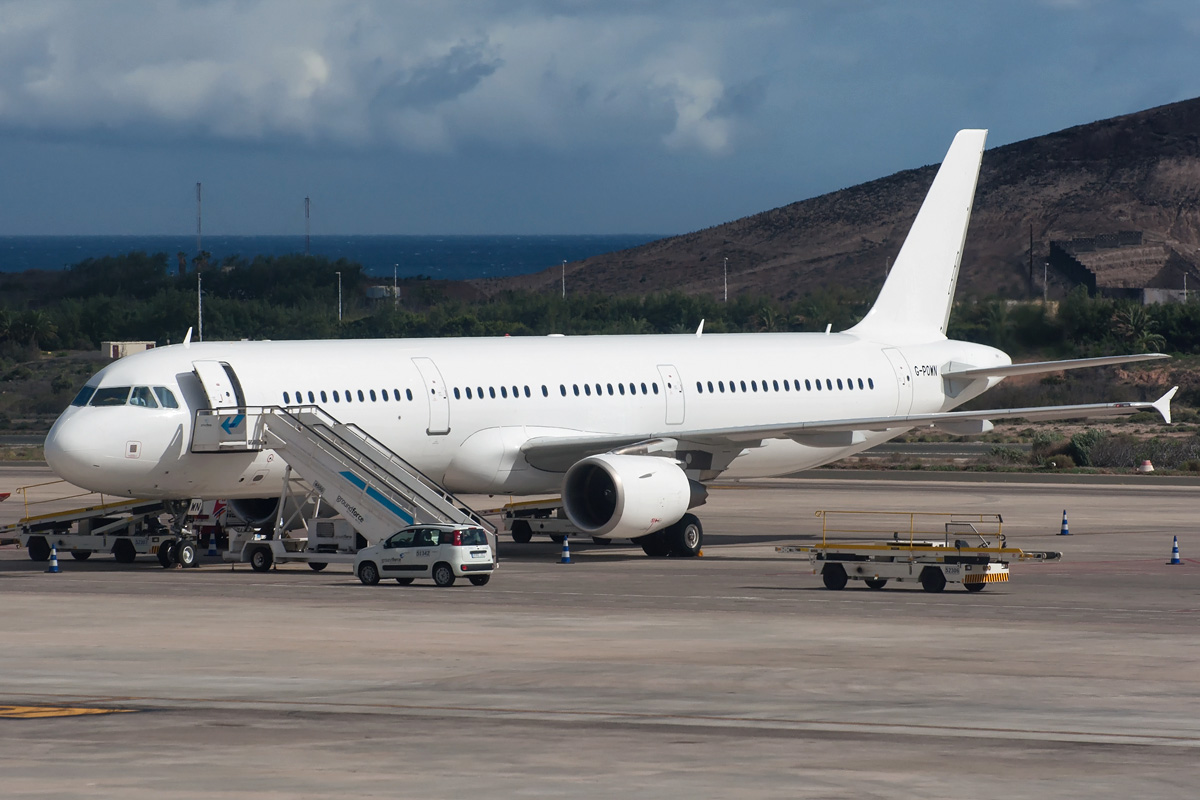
{"left": 847, "top": 129, "right": 987, "bottom": 343}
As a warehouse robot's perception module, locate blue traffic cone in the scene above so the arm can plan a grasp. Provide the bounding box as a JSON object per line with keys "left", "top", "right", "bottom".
{"left": 559, "top": 534, "right": 572, "bottom": 564}
{"left": 1058, "top": 509, "right": 1071, "bottom": 536}
{"left": 1168, "top": 536, "right": 1182, "bottom": 565}
{"left": 46, "top": 545, "right": 60, "bottom": 573}
{"left": 207, "top": 531, "right": 218, "bottom": 557}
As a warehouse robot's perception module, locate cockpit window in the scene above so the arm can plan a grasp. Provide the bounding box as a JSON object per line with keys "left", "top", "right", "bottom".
{"left": 71, "top": 386, "right": 97, "bottom": 407}
{"left": 153, "top": 387, "right": 179, "bottom": 408}
{"left": 90, "top": 386, "right": 132, "bottom": 406}
{"left": 129, "top": 386, "right": 159, "bottom": 408}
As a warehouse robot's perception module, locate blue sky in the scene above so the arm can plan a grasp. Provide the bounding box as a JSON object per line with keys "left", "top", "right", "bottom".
{"left": 1, "top": 0, "right": 1198, "bottom": 236}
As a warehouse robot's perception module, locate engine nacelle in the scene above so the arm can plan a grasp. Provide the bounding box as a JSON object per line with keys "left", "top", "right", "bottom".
{"left": 228, "top": 495, "right": 324, "bottom": 530}
{"left": 562, "top": 454, "right": 705, "bottom": 539}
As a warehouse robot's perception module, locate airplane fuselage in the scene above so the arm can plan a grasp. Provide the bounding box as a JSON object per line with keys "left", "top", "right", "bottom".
{"left": 44, "top": 331, "right": 1007, "bottom": 501}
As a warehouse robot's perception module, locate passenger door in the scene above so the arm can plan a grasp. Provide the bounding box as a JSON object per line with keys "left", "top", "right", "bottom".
{"left": 379, "top": 529, "right": 424, "bottom": 575}
{"left": 657, "top": 364, "right": 685, "bottom": 425}
{"left": 411, "top": 357, "right": 451, "bottom": 436}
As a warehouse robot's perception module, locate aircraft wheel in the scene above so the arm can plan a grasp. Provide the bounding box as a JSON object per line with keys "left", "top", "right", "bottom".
{"left": 175, "top": 540, "right": 199, "bottom": 569}
{"left": 308, "top": 562, "right": 327, "bottom": 572}
{"left": 965, "top": 581, "right": 986, "bottom": 593}
{"left": 157, "top": 541, "right": 176, "bottom": 568}
{"left": 664, "top": 514, "right": 703, "bottom": 557}
{"left": 249, "top": 546, "right": 273, "bottom": 573}
{"left": 920, "top": 567, "right": 947, "bottom": 593}
{"left": 510, "top": 521, "right": 533, "bottom": 544}
{"left": 822, "top": 564, "right": 848, "bottom": 590}
{"left": 112, "top": 539, "right": 137, "bottom": 563}
{"left": 469, "top": 575, "right": 491, "bottom": 586}
{"left": 638, "top": 531, "right": 670, "bottom": 557}
{"left": 70, "top": 550, "right": 92, "bottom": 561}
{"left": 27, "top": 537, "right": 50, "bottom": 562}
{"left": 357, "top": 561, "right": 380, "bottom": 586}
{"left": 864, "top": 578, "right": 887, "bottom": 590}
{"left": 432, "top": 562, "right": 456, "bottom": 587}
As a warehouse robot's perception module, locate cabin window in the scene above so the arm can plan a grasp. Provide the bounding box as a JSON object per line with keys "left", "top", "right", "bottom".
{"left": 380, "top": 389, "right": 387, "bottom": 402}
{"left": 605, "top": 383, "right": 612, "bottom": 395}
{"left": 489, "top": 387, "right": 496, "bottom": 399}
{"left": 368, "top": 389, "right": 375, "bottom": 401}
{"left": 333, "top": 391, "right": 340, "bottom": 402}
{"left": 773, "top": 380, "right": 779, "bottom": 392}
{"left": 406, "top": 389, "right": 413, "bottom": 401}
{"left": 814, "top": 381, "right": 821, "bottom": 392}
{"left": 619, "top": 383, "right": 626, "bottom": 395}
{"left": 868, "top": 378, "right": 875, "bottom": 390}
{"left": 501, "top": 386, "right": 508, "bottom": 398}
{"left": 391, "top": 389, "right": 399, "bottom": 401}
{"left": 71, "top": 386, "right": 97, "bottom": 407}
{"left": 718, "top": 381, "right": 725, "bottom": 393}
{"left": 355, "top": 390, "right": 363, "bottom": 402}
{"left": 652, "top": 383, "right": 659, "bottom": 395}
{"left": 89, "top": 386, "right": 130, "bottom": 406}
{"left": 825, "top": 379, "right": 833, "bottom": 390}
{"left": 858, "top": 378, "right": 864, "bottom": 389}
{"left": 283, "top": 392, "right": 291, "bottom": 404}
{"left": 320, "top": 391, "right": 328, "bottom": 403}
{"left": 707, "top": 381, "right": 714, "bottom": 393}
{"left": 543, "top": 385, "right": 549, "bottom": 397}
{"left": 514, "top": 385, "right": 521, "bottom": 398}
{"left": 154, "top": 387, "right": 180, "bottom": 408}
{"left": 595, "top": 383, "right": 602, "bottom": 396}
{"left": 585, "top": 384, "right": 592, "bottom": 396}
{"left": 573, "top": 384, "right": 579, "bottom": 396}
{"left": 751, "top": 381, "right": 758, "bottom": 392}
{"left": 696, "top": 381, "right": 703, "bottom": 393}
{"left": 837, "top": 379, "right": 843, "bottom": 390}
{"left": 130, "top": 386, "right": 158, "bottom": 408}
{"left": 525, "top": 386, "right": 532, "bottom": 398}
{"left": 453, "top": 388, "right": 461, "bottom": 399}
{"left": 307, "top": 391, "right": 315, "bottom": 403}
{"left": 782, "top": 380, "right": 789, "bottom": 392}
{"left": 343, "top": 389, "right": 351, "bottom": 403}
{"left": 804, "top": 379, "right": 811, "bottom": 391}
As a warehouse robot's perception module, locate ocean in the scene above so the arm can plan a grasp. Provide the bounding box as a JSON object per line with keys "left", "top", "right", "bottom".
{"left": 0, "top": 234, "right": 663, "bottom": 280}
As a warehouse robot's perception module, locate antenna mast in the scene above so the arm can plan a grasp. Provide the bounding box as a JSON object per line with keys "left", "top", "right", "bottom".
{"left": 304, "top": 196, "right": 311, "bottom": 256}
{"left": 195, "top": 182, "right": 202, "bottom": 256}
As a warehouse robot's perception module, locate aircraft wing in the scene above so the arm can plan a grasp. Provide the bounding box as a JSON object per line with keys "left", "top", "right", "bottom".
{"left": 520, "top": 387, "right": 1177, "bottom": 472}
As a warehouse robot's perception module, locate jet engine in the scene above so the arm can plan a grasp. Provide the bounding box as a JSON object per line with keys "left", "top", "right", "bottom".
{"left": 561, "top": 454, "right": 707, "bottom": 539}
{"left": 228, "top": 495, "right": 325, "bottom": 530}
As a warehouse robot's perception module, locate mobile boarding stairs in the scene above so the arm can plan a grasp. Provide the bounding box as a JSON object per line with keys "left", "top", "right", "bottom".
{"left": 190, "top": 405, "right": 496, "bottom": 571}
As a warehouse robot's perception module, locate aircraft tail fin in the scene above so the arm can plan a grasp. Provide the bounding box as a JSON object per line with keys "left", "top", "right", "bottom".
{"left": 847, "top": 129, "right": 988, "bottom": 343}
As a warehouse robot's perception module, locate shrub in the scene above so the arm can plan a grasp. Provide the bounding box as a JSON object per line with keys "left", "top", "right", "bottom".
{"left": 1045, "top": 454, "right": 1076, "bottom": 469}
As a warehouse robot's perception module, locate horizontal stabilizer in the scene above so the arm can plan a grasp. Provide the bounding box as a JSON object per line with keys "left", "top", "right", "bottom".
{"left": 944, "top": 353, "right": 1169, "bottom": 380}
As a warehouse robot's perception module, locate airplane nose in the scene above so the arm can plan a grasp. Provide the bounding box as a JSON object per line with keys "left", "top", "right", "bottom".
{"left": 44, "top": 411, "right": 99, "bottom": 485}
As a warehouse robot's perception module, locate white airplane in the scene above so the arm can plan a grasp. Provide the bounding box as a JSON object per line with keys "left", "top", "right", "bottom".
{"left": 44, "top": 129, "right": 1175, "bottom": 557}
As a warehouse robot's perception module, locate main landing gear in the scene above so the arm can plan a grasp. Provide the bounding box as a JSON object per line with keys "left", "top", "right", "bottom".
{"left": 636, "top": 513, "right": 703, "bottom": 558}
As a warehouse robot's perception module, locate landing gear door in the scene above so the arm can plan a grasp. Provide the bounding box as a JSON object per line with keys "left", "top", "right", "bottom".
{"left": 412, "top": 357, "right": 450, "bottom": 435}
{"left": 192, "top": 360, "right": 238, "bottom": 409}
{"left": 657, "top": 364, "right": 685, "bottom": 425}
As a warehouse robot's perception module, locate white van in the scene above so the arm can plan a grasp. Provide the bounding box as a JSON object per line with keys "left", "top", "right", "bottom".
{"left": 354, "top": 524, "right": 495, "bottom": 587}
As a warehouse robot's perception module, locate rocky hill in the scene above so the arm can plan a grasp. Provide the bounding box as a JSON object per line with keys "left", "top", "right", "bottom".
{"left": 474, "top": 97, "right": 1200, "bottom": 302}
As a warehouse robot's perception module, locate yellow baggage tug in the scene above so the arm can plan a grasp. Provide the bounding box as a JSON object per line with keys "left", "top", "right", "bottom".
{"left": 777, "top": 511, "right": 1061, "bottom": 593}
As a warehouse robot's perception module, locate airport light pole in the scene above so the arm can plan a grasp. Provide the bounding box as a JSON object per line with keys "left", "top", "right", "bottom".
{"left": 336, "top": 271, "right": 342, "bottom": 321}
{"left": 562, "top": 260, "right": 566, "bottom": 299}
{"left": 723, "top": 257, "right": 728, "bottom": 302}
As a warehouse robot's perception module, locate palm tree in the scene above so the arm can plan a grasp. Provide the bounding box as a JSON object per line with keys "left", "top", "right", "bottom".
{"left": 1113, "top": 306, "right": 1166, "bottom": 353}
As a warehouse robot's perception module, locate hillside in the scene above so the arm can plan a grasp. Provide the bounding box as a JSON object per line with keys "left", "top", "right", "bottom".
{"left": 474, "top": 98, "right": 1200, "bottom": 301}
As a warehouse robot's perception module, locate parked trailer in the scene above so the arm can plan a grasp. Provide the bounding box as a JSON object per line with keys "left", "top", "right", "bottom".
{"left": 491, "top": 498, "right": 580, "bottom": 544}
{"left": 777, "top": 510, "right": 1061, "bottom": 593}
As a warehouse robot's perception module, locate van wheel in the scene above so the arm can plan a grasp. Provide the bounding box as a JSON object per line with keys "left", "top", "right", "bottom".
{"left": 395, "top": 577, "right": 414, "bottom": 585}
{"left": 112, "top": 539, "right": 137, "bottom": 563}
{"left": 27, "top": 537, "right": 50, "bottom": 562}
{"left": 822, "top": 564, "right": 848, "bottom": 590}
{"left": 358, "top": 561, "right": 380, "bottom": 586}
{"left": 469, "top": 575, "right": 491, "bottom": 586}
{"left": 308, "top": 562, "right": 327, "bottom": 572}
{"left": 510, "top": 520, "right": 533, "bottom": 543}
{"left": 249, "top": 547, "right": 273, "bottom": 573}
{"left": 432, "top": 562, "right": 456, "bottom": 587}
{"left": 920, "top": 568, "right": 947, "bottom": 593}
